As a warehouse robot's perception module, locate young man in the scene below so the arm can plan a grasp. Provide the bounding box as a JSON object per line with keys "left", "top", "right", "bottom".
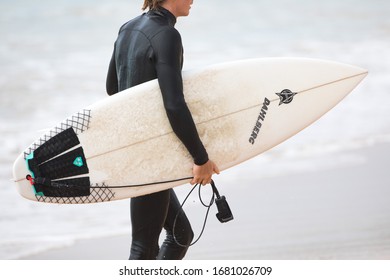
{"left": 106, "top": 0, "right": 219, "bottom": 259}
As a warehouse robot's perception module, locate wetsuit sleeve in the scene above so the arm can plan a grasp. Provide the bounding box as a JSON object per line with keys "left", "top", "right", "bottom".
{"left": 153, "top": 28, "right": 209, "bottom": 165}
{"left": 106, "top": 46, "right": 119, "bottom": 95}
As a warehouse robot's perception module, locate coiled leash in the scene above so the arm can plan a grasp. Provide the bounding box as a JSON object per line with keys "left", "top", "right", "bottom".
{"left": 172, "top": 180, "right": 234, "bottom": 248}
{"left": 26, "top": 173, "right": 234, "bottom": 247}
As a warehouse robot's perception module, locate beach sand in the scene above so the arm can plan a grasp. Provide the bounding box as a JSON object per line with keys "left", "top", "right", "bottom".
{"left": 20, "top": 142, "right": 390, "bottom": 260}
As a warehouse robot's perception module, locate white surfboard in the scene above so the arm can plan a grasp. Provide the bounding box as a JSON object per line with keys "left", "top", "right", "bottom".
{"left": 13, "top": 58, "right": 367, "bottom": 204}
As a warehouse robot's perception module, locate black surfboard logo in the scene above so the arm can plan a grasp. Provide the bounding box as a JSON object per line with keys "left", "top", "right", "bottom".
{"left": 276, "top": 89, "right": 297, "bottom": 105}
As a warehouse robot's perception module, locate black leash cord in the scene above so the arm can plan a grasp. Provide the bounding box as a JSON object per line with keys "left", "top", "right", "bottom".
{"left": 90, "top": 177, "right": 194, "bottom": 189}
{"left": 172, "top": 182, "right": 215, "bottom": 248}
{"left": 27, "top": 176, "right": 194, "bottom": 190}
{"left": 27, "top": 174, "right": 232, "bottom": 246}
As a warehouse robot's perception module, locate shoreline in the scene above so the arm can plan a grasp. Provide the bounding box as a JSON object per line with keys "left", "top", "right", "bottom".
{"left": 19, "top": 142, "right": 390, "bottom": 260}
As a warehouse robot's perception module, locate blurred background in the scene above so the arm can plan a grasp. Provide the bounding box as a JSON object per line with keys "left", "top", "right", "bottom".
{"left": 0, "top": 0, "right": 389, "bottom": 259}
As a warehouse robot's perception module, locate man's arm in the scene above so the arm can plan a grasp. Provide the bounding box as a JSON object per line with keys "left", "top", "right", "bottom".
{"left": 154, "top": 28, "right": 208, "bottom": 165}
{"left": 153, "top": 28, "right": 219, "bottom": 184}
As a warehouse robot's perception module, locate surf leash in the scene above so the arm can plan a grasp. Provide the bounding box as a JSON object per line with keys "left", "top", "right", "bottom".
{"left": 172, "top": 180, "right": 234, "bottom": 248}
{"left": 26, "top": 173, "right": 233, "bottom": 246}
{"left": 25, "top": 175, "right": 193, "bottom": 193}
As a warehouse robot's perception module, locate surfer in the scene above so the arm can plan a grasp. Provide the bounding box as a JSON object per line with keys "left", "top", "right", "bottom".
{"left": 106, "top": 0, "right": 220, "bottom": 260}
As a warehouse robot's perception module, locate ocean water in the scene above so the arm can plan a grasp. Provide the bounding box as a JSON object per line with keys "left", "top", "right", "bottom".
{"left": 0, "top": 0, "right": 389, "bottom": 259}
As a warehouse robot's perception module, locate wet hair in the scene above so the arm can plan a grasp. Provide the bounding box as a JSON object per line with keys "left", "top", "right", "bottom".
{"left": 142, "top": 0, "right": 165, "bottom": 11}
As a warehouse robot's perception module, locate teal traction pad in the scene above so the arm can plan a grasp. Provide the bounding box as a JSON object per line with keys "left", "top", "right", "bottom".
{"left": 25, "top": 127, "right": 91, "bottom": 198}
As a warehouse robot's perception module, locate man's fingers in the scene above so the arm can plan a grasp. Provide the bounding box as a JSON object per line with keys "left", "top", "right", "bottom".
{"left": 191, "top": 160, "right": 220, "bottom": 185}
{"left": 214, "top": 165, "right": 220, "bottom": 174}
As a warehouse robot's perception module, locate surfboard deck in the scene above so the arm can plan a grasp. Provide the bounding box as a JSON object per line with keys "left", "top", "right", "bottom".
{"left": 13, "top": 58, "right": 368, "bottom": 204}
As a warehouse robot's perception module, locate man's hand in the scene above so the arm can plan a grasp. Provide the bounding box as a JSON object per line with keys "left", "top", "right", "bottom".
{"left": 190, "top": 160, "right": 220, "bottom": 186}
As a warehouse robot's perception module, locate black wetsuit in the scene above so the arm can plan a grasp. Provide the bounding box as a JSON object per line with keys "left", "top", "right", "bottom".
{"left": 106, "top": 8, "right": 206, "bottom": 259}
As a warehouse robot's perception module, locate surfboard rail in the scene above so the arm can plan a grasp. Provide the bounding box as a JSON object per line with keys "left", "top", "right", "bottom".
{"left": 13, "top": 57, "right": 368, "bottom": 203}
